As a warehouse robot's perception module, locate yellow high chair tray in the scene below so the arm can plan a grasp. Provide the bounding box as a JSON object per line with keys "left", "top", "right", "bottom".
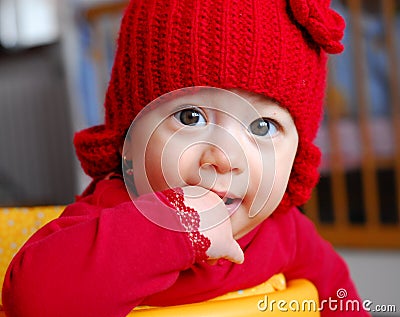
{"left": 129, "top": 276, "right": 320, "bottom": 316}
{"left": 0, "top": 207, "right": 320, "bottom": 316}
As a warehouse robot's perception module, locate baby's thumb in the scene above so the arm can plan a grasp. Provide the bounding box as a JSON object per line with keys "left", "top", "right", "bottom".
{"left": 225, "top": 240, "right": 244, "bottom": 264}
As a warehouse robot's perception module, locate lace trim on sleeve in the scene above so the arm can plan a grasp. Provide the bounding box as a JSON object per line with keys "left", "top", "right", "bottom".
{"left": 163, "top": 188, "right": 211, "bottom": 262}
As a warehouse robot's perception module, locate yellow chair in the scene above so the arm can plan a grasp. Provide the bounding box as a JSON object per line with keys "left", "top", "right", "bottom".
{"left": 0, "top": 206, "right": 65, "bottom": 303}
{"left": 0, "top": 207, "right": 320, "bottom": 316}
{"left": 129, "top": 278, "right": 320, "bottom": 316}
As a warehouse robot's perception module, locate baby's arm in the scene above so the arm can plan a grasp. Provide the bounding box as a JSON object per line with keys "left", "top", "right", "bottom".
{"left": 2, "top": 183, "right": 240, "bottom": 317}
{"left": 2, "top": 199, "right": 193, "bottom": 317}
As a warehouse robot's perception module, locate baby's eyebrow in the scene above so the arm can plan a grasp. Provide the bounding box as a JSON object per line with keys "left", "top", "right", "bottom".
{"left": 251, "top": 103, "right": 294, "bottom": 121}
{"left": 174, "top": 103, "right": 199, "bottom": 111}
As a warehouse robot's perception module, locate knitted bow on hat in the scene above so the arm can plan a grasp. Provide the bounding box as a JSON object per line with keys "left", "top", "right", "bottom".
{"left": 289, "top": 0, "right": 345, "bottom": 53}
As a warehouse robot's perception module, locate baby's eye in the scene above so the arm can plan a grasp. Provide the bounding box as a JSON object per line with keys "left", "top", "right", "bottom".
{"left": 174, "top": 108, "right": 207, "bottom": 126}
{"left": 249, "top": 118, "right": 279, "bottom": 136}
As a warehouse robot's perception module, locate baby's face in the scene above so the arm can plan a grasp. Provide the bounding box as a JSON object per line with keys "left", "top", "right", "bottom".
{"left": 124, "top": 87, "right": 298, "bottom": 239}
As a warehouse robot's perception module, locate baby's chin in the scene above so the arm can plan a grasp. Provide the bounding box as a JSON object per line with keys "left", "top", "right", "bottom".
{"left": 229, "top": 206, "right": 253, "bottom": 240}
{"left": 230, "top": 204, "right": 273, "bottom": 240}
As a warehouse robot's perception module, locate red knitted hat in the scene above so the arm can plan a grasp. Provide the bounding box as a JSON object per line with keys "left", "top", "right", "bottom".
{"left": 74, "top": 0, "right": 345, "bottom": 208}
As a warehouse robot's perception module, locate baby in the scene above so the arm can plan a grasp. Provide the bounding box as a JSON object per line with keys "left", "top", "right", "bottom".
{"left": 2, "top": 0, "right": 370, "bottom": 316}
{"left": 122, "top": 86, "right": 298, "bottom": 264}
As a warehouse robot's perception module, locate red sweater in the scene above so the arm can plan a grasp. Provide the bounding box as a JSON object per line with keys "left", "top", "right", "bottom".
{"left": 2, "top": 178, "right": 369, "bottom": 317}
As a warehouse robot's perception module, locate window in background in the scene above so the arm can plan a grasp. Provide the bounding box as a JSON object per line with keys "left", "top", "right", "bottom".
{"left": 0, "top": 0, "right": 76, "bottom": 206}
{"left": 0, "top": 0, "right": 59, "bottom": 49}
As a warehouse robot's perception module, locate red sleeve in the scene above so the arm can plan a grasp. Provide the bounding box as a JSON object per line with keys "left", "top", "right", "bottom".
{"left": 2, "top": 182, "right": 199, "bottom": 317}
{"left": 284, "top": 209, "right": 371, "bottom": 317}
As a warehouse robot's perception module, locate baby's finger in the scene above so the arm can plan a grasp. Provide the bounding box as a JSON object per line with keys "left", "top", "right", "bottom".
{"left": 225, "top": 241, "right": 244, "bottom": 264}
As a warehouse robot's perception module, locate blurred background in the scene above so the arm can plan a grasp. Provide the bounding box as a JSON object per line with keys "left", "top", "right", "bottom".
{"left": 0, "top": 0, "right": 399, "bottom": 314}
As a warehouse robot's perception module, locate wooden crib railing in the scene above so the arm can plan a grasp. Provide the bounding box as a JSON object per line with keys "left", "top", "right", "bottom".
{"left": 304, "top": 0, "right": 400, "bottom": 248}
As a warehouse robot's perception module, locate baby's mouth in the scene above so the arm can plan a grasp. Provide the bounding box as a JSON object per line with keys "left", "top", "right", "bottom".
{"left": 210, "top": 189, "right": 242, "bottom": 213}
{"left": 222, "top": 196, "right": 242, "bottom": 214}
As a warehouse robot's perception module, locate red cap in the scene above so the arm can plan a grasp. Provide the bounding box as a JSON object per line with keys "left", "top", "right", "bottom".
{"left": 74, "top": 0, "right": 345, "bottom": 208}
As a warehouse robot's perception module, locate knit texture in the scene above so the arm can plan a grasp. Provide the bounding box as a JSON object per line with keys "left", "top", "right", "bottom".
{"left": 74, "top": 0, "right": 345, "bottom": 209}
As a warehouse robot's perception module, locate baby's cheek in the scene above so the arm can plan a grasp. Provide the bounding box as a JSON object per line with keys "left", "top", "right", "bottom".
{"left": 177, "top": 149, "right": 201, "bottom": 186}
{"left": 266, "top": 159, "right": 294, "bottom": 209}
{"left": 134, "top": 147, "right": 164, "bottom": 194}
{"left": 145, "top": 164, "right": 167, "bottom": 192}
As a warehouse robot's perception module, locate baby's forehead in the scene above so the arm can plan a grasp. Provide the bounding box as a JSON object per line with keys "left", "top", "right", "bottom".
{"left": 149, "top": 86, "right": 288, "bottom": 117}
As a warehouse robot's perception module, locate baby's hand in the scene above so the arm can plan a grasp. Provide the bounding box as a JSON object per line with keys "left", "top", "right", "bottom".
{"left": 182, "top": 186, "right": 244, "bottom": 264}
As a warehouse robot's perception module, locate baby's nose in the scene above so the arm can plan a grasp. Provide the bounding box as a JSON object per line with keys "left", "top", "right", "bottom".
{"left": 200, "top": 123, "right": 247, "bottom": 174}
{"left": 200, "top": 145, "right": 233, "bottom": 174}
{"left": 199, "top": 128, "right": 246, "bottom": 175}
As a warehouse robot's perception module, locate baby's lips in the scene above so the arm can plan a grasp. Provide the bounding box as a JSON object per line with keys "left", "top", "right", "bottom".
{"left": 288, "top": 0, "right": 345, "bottom": 54}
